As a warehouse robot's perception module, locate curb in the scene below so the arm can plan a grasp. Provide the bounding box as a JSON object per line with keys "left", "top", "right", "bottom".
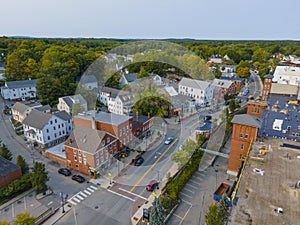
{"left": 0, "top": 188, "right": 35, "bottom": 211}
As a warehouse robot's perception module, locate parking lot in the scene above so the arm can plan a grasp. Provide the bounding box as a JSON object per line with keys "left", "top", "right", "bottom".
{"left": 229, "top": 138, "right": 300, "bottom": 225}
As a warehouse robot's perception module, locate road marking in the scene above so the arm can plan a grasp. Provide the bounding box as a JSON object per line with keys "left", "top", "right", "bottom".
{"left": 192, "top": 175, "right": 202, "bottom": 181}
{"left": 119, "top": 188, "right": 148, "bottom": 201}
{"left": 173, "top": 213, "right": 183, "bottom": 219}
{"left": 84, "top": 190, "right": 91, "bottom": 195}
{"left": 75, "top": 194, "right": 84, "bottom": 200}
{"left": 47, "top": 201, "right": 53, "bottom": 206}
{"left": 78, "top": 191, "right": 87, "bottom": 198}
{"left": 189, "top": 180, "right": 201, "bottom": 186}
{"left": 179, "top": 203, "right": 193, "bottom": 225}
{"left": 181, "top": 199, "right": 192, "bottom": 205}
{"left": 179, "top": 192, "right": 193, "bottom": 199}
{"left": 107, "top": 189, "right": 135, "bottom": 202}
{"left": 87, "top": 187, "right": 94, "bottom": 192}
{"left": 183, "top": 188, "right": 195, "bottom": 194}
{"left": 189, "top": 120, "right": 199, "bottom": 129}
{"left": 130, "top": 138, "right": 178, "bottom": 192}
{"left": 90, "top": 185, "right": 98, "bottom": 190}
{"left": 73, "top": 197, "right": 81, "bottom": 203}
{"left": 185, "top": 183, "right": 198, "bottom": 190}
{"left": 68, "top": 199, "right": 77, "bottom": 205}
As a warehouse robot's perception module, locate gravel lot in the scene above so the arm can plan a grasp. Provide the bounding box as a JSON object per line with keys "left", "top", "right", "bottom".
{"left": 229, "top": 138, "right": 300, "bottom": 225}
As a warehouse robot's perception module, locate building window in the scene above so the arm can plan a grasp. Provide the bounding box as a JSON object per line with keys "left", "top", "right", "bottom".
{"left": 96, "top": 159, "right": 99, "bottom": 166}
{"left": 50, "top": 121, "right": 52, "bottom": 125}
{"left": 53, "top": 126, "right": 56, "bottom": 130}
{"left": 95, "top": 152, "right": 99, "bottom": 158}
{"left": 100, "top": 157, "right": 104, "bottom": 163}
{"left": 245, "top": 134, "right": 249, "bottom": 139}
{"left": 240, "top": 154, "right": 243, "bottom": 159}
{"left": 46, "top": 129, "right": 49, "bottom": 133}
{"left": 48, "top": 136, "right": 50, "bottom": 140}
{"left": 107, "top": 137, "right": 110, "bottom": 143}
{"left": 79, "top": 157, "right": 82, "bottom": 163}
{"left": 83, "top": 158, "right": 87, "bottom": 165}
{"left": 58, "top": 124, "right": 60, "bottom": 128}
{"left": 73, "top": 149, "right": 77, "bottom": 154}
{"left": 241, "top": 144, "right": 244, "bottom": 150}
{"left": 55, "top": 119, "right": 57, "bottom": 123}
{"left": 240, "top": 133, "right": 243, "bottom": 138}
{"left": 62, "top": 124, "right": 64, "bottom": 127}
{"left": 74, "top": 156, "right": 77, "bottom": 161}
{"left": 119, "top": 129, "right": 122, "bottom": 136}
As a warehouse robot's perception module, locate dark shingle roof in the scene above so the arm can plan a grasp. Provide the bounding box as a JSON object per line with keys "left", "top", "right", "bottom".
{"left": 264, "top": 74, "right": 274, "bottom": 79}
{"left": 6, "top": 79, "right": 37, "bottom": 89}
{"left": 54, "top": 110, "right": 71, "bottom": 121}
{"left": 196, "top": 121, "right": 212, "bottom": 131}
{"left": 124, "top": 73, "right": 137, "bottom": 83}
{"left": 231, "top": 114, "right": 262, "bottom": 128}
{"left": 35, "top": 105, "right": 51, "bottom": 112}
{"left": 0, "top": 156, "right": 21, "bottom": 177}
{"left": 62, "top": 96, "right": 73, "bottom": 108}
{"left": 22, "top": 109, "right": 52, "bottom": 129}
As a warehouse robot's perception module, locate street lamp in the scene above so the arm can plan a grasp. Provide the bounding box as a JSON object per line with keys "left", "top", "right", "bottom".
{"left": 60, "top": 192, "right": 68, "bottom": 213}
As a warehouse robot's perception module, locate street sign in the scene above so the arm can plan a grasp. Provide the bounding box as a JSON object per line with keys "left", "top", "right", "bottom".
{"left": 143, "top": 208, "right": 149, "bottom": 220}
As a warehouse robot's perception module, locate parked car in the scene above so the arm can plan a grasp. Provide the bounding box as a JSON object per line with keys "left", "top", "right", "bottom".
{"left": 72, "top": 174, "right": 85, "bottom": 183}
{"left": 58, "top": 168, "right": 71, "bottom": 176}
{"left": 253, "top": 168, "right": 264, "bottom": 176}
{"left": 204, "top": 115, "right": 212, "bottom": 121}
{"left": 146, "top": 180, "right": 159, "bottom": 191}
{"left": 164, "top": 137, "right": 174, "bottom": 145}
{"left": 134, "top": 157, "right": 144, "bottom": 166}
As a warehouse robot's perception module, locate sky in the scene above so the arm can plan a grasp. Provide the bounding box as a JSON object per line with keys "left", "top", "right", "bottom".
{"left": 1, "top": 0, "right": 299, "bottom": 40}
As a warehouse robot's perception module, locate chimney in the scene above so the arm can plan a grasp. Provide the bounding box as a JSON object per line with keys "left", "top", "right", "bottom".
{"left": 91, "top": 116, "right": 96, "bottom": 129}
{"left": 136, "top": 111, "right": 138, "bottom": 122}
{"left": 148, "top": 112, "right": 150, "bottom": 118}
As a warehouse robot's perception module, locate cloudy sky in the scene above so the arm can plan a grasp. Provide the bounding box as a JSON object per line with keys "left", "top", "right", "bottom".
{"left": 1, "top": 0, "right": 299, "bottom": 39}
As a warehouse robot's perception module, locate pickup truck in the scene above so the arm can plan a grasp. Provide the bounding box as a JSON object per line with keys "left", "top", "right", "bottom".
{"left": 214, "top": 183, "right": 229, "bottom": 201}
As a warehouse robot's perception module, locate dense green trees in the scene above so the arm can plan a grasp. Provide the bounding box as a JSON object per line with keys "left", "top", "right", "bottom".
{"left": 30, "top": 162, "right": 48, "bottom": 194}
{"left": 16, "top": 155, "right": 29, "bottom": 174}
{"left": 149, "top": 197, "right": 165, "bottom": 225}
{"left": 172, "top": 140, "right": 198, "bottom": 168}
{"left": 14, "top": 212, "right": 36, "bottom": 225}
{"left": 0, "top": 144, "right": 13, "bottom": 161}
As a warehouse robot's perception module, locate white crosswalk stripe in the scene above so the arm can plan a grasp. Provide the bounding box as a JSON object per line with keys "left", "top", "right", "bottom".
{"left": 84, "top": 190, "right": 91, "bottom": 195}
{"left": 73, "top": 197, "right": 81, "bottom": 203}
{"left": 90, "top": 185, "right": 98, "bottom": 190}
{"left": 68, "top": 199, "right": 77, "bottom": 205}
{"left": 79, "top": 191, "right": 88, "bottom": 198}
{"left": 76, "top": 194, "right": 84, "bottom": 200}
{"left": 87, "top": 187, "right": 94, "bottom": 192}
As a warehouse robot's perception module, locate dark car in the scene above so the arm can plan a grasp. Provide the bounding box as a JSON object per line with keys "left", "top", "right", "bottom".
{"left": 134, "top": 157, "right": 144, "bottom": 166}
{"left": 72, "top": 175, "right": 85, "bottom": 183}
{"left": 204, "top": 115, "right": 212, "bottom": 121}
{"left": 146, "top": 180, "right": 159, "bottom": 191}
{"left": 58, "top": 168, "right": 71, "bottom": 176}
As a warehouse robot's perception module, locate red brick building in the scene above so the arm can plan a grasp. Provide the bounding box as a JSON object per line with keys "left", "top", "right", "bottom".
{"left": 246, "top": 100, "right": 267, "bottom": 118}
{"left": 261, "top": 74, "right": 273, "bottom": 101}
{"left": 0, "top": 157, "right": 22, "bottom": 187}
{"left": 73, "top": 111, "right": 153, "bottom": 149}
{"left": 227, "top": 114, "right": 262, "bottom": 176}
{"left": 64, "top": 126, "right": 119, "bottom": 178}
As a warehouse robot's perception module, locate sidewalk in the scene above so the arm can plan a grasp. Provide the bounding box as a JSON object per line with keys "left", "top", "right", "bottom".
{"left": 42, "top": 205, "right": 72, "bottom": 225}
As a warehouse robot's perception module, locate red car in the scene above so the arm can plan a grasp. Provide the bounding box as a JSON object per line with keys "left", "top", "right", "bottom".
{"left": 146, "top": 180, "right": 159, "bottom": 191}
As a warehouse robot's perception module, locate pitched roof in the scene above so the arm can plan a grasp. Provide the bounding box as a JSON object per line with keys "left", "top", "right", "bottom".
{"left": 5, "top": 79, "right": 37, "bottom": 89}
{"left": 264, "top": 74, "right": 274, "bottom": 79}
{"left": 22, "top": 109, "right": 52, "bottom": 129}
{"left": 270, "top": 83, "right": 299, "bottom": 95}
{"left": 79, "top": 75, "right": 98, "bottom": 84}
{"left": 61, "top": 94, "right": 86, "bottom": 108}
{"left": 231, "top": 114, "right": 262, "bottom": 128}
{"left": 196, "top": 121, "right": 213, "bottom": 131}
{"left": 0, "top": 156, "right": 21, "bottom": 177}
{"left": 35, "top": 105, "right": 51, "bottom": 112}
{"left": 178, "top": 77, "right": 211, "bottom": 90}
{"left": 62, "top": 96, "right": 73, "bottom": 108}
{"left": 212, "top": 78, "right": 233, "bottom": 89}
{"left": 54, "top": 110, "right": 71, "bottom": 121}
{"left": 124, "top": 73, "right": 137, "bottom": 83}
{"left": 101, "top": 86, "right": 121, "bottom": 98}
{"left": 75, "top": 110, "right": 132, "bottom": 126}
{"left": 64, "top": 126, "right": 112, "bottom": 154}
{"left": 11, "top": 102, "right": 30, "bottom": 114}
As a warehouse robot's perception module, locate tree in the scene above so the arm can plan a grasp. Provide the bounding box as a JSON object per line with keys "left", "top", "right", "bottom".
{"left": 16, "top": 155, "right": 29, "bottom": 174}
{"left": 0, "top": 222, "right": 10, "bottom": 225}
{"left": 30, "top": 162, "right": 48, "bottom": 194}
{"left": 205, "top": 204, "right": 223, "bottom": 225}
{"left": 14, "top": 212, "right": 36, "bottom": 225}
{"left": 137, "top": 66, "right": 149, "bottom": 78}
{"left": 71, "top": 103, "right": 84, "bottom": 116}
{"left": 0, "top": 144, "right": 13, "bottom": 161}
{"left": 218, "top": 194, "right": 229, "bottom": 224}
{"left": 172, "top": 139, "right": 198, "bottom": 167}
{"left": 229, "top": 99, "right": 235, "bottom": 112}
{"left": 149, "top": 197, "right": 165, "bottom": 225}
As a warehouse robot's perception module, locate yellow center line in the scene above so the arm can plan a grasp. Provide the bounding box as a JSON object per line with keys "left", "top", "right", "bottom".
{"left": 130, "top": 138, "right": 178, "bottom": 192}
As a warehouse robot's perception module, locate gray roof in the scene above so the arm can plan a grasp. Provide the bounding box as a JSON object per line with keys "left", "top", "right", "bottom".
{"left": 231, "top": 114, "right": 262, "bottom": 128}
{"left": 196, "top": 121, "right": 212, "bottom": 131}
{"left": 118, "top": 92, "right": 134, "bottom": 105}
{"left": 22, "top": 109, "right": 52, "bottom": 129}
{"left": 179, "top": 77, "right": 211, "bottom": 90}
{"left": 270, "top": 83, "right": 300, "bottom": 95}
{"left": 124, "top": 73, "right": 137, "bottom": 83}
{"left": 61, "top": 94, "right": 86, "bottom": 108}
{"left": 64, "top": 126, "right": 113, "bottom": 154}
{"left": 0, "top": 156, "right": 21, "bottom": 177}
{"left": 54, "top": 110, "right": 71, "bottom": 121}
{"left": 80, "top": 75, "right": 98, "bottom": 84}
{"left": 264, "top": 74, "right": 274, "bottom": 79}
{"left": 101, "top": 86, "right": 121, "bottom": 98}
{"left": 6, "top": 79, "right": 37, "bottom": 89}
{"left": 62, "top": 96, "right": 73, "bottom": 108}
{"left": 212, "top": 78, "right": 233, "bottom": 89}
{"left": 75, "top": 110, "right": 132, "bottom": 126}
{"left": 35, "top": 105, "right": 51, "bottom": 112}
{"left": 11, "top": 102, "right": 30, "bottom": 114}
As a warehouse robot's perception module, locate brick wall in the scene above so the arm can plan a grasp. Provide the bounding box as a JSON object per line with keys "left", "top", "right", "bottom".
{"left": 0, "top": 168, "right": 22, "bottom": 188}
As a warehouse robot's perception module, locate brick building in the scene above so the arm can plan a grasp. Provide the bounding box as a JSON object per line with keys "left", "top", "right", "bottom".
{"left": 64, "top": 126, "right": 119, "bottom": 178}
{"left": 246, "top": 100, "right": 268, "bottom": 118}
{"left": 261, "top": 74, "right": 274, "bottom": 101}
{"left": 0, "top": 157, "right": 22, "bottom": 187}
{"left": 227, "top": 114, "right": 262, "bottom": 176}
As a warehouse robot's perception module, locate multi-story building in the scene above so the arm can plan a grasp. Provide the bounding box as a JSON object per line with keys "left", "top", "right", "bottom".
{"left": 227, "top": 114, "right": 262, "bottom": 176}
{"left": 108, "top": 92, "right": 134, "bottom": 115}
{"left": 22, "top": 109, "right": 72, "bottom": 148}
{"left": 212, "top": 78, "right": 236, "bottom": 97}
{"left": 64, "top": 126, "right": 119, "bottom": 178}
{"left": 261, "top": 74, "right": 274, "bottom": 101}
{"left": 178, "top": 78, "right": 213, "bottom": 105}
{"left": 0, "top": 156, "right": 22, "bottom": 187}
{"left": 273, "top": 65, "right": 300, "bottom": 85}
{"left": 99, "top": 86, "right": 120, "bottom": 106}
{"left": 57, "top": 94, "right": 87, "bottom": 115}
{"left": 1, "top": 79, "right": 37, "bottom": 101}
